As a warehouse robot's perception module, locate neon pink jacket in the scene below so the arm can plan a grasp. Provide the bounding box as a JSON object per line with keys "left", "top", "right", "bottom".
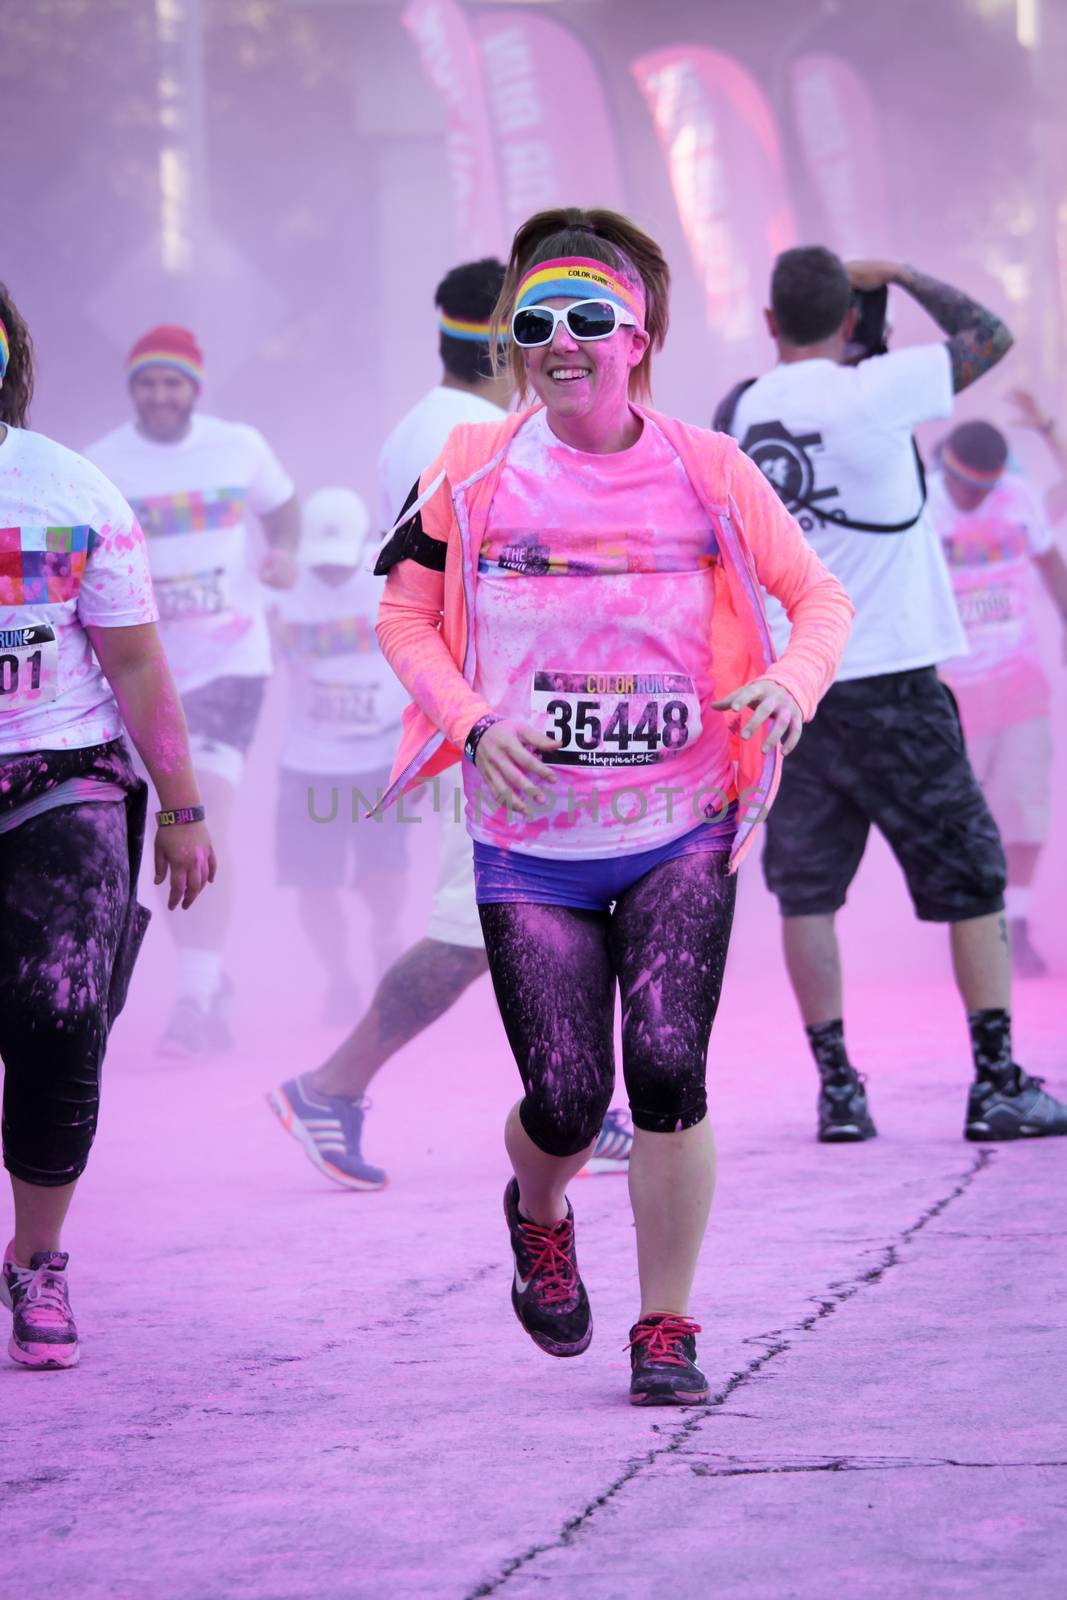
{"left": 375, "top": 404, "right": 853, "bottom": 869}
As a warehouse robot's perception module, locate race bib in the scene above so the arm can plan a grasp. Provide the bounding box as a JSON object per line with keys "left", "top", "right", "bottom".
{"left": 0, "top": 623, "right": 59, "bottom": 711}
{"left": 957, "top": 584, "right": 1022, "bottom": 632}
{"left": 531, "top": 669, "right": 702, "bottom": 767}
{"left": 310, "top": 678, "right": 382, "bottom": 734}
{"left": 155, "top": 567, "right": 232, "bottom": 623}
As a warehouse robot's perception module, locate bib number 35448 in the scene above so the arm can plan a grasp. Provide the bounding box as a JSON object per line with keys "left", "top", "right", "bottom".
{"left": 531, "top": 669, "right": 702, "bottom": 767}
{"left": 0, "top": 624, "right": 59, "bottom": 710}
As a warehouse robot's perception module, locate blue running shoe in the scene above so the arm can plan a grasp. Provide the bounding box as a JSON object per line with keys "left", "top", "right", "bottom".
{"left": 266, "top": 1075, "right": 387, "bottom": 1191}
{"left": 577, "top": 1109, "right": 633, "bottom": 1177}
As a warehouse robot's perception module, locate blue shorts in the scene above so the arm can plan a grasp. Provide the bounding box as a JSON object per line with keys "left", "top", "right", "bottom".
{"left": 473, "top": 811, "right": 737, "bottom": 913}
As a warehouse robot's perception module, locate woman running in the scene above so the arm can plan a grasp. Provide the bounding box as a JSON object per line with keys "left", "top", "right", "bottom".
{"left": 373, "top": 210, "right": 852, "bottom": 1405}
{"left": 0, "top": 283, "right": 215, "bottom": 1369}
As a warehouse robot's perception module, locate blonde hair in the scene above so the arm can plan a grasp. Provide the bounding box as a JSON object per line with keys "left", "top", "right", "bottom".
{"left": 491, "top": 207, "right": 670, "bottom": 402}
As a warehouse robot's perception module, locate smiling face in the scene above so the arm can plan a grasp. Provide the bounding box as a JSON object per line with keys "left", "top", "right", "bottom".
{"left": 521, "top": 297, "right": 650, "bottom": 435}
{"left": 130, "top": 365, "right": 198, "bottom": 443}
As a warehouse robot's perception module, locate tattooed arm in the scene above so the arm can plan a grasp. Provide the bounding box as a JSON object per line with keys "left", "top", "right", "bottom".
{"left": 846, "top": 260, "right": 1013, "bottom": 393}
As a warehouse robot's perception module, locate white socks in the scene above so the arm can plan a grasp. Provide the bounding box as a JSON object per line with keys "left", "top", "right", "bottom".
{"left": 176, "top": 947, "right": 223, "bottom": 1007}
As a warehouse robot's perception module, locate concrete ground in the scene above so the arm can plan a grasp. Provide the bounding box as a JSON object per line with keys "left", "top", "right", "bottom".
{"left": 4, "top": 952, "right": 1066, "bottom": 1599}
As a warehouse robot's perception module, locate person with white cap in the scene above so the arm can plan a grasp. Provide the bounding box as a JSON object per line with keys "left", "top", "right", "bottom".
{"left": 271, "top": 487, "right": 410, "bottom": 1023}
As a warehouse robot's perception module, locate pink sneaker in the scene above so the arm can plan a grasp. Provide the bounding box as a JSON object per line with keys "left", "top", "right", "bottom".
{"left": 1, "top": 1245, "right": 80, "bottom": 1369}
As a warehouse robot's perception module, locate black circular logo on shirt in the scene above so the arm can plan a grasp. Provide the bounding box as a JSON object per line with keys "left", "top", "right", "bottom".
{"left": 740, "top": 421, "right": 841, "bottom": 527}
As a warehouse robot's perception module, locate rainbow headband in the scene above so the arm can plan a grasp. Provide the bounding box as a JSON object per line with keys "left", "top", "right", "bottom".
{"left": 514, "top": 256, "right": 645, "bottom": 324}
{"left": 0, "top": 319, "right": 9, "bottom": 380}
{"left": 127, "top": 352, "right": 205, "bottom": 386}
{"left": 942, "top": 444, "right": 1004, "bottom": 487}
{"left": 439, "top": 312, "right": 493, "bottom": 343}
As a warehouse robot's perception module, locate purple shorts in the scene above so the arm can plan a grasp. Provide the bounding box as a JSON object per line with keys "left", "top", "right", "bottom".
{"left": 472, "top": 810, "right": 736, "bottom": 913}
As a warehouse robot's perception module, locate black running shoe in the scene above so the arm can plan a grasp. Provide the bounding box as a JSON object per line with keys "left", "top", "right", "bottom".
{"left": 818, "top": 1069, "right": 877, "bottom": 1142}
{"left": 503, "top": 1178, "right": 591, "bottom": 1358}
{"left": 965, "top": 1067, "right": 1067, "bottom": 1141}
{"left": 628, "top": 1314, "right": 708, "bottom": 1406}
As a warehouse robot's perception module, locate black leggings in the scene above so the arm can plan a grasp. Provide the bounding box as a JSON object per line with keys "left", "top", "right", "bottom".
{"left": 479, "top": 851, "right": 736, "bottom": 1157}
{"left": 0, "top": 802, "right": 130, "bottom": 1187}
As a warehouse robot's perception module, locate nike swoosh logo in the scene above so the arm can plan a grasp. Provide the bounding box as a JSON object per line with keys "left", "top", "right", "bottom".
{"left": 514, "top": 1265, "right": 534, "bottom": 1296}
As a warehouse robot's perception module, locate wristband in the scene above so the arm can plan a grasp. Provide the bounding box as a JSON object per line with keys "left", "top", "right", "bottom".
{"left": 463, "top": 713, "right": 502, "bottom": 766}
{"left": 156, "top": 805, "right": 206, "bottom": 828}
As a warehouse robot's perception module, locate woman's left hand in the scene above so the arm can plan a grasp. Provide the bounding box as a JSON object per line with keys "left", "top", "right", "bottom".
{"left": 711, "top": 678, "right": 803, "bottom": 754}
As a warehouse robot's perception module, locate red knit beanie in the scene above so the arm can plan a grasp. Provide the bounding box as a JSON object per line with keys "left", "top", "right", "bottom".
{"left": 127, "top": 325, "right": 204, "bottom": 387}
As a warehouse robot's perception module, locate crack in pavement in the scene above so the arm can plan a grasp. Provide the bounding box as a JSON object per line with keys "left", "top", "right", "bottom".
{"left": 688, "top": 1456, "right": 1067, "bottom": 1478}
{"left": 465, "top": 1147, "right": 996, "bottom": 1599}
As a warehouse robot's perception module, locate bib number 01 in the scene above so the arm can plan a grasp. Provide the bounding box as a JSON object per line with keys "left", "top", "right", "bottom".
{"left": 0, "top": 623, "right": 59, "bottom": 710}
{"left": 531, "top": 670, "right": 702, "bottom": 767}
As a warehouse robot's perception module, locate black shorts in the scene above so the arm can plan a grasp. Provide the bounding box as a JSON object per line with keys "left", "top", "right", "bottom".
{"left": 763, "top": 667, "right": 1006, "bottom": 923}
{"left": 181, "top": 675, "right": 267, "bottom": 757}
{"left": 274, "top": 765, "right": 410, "bottom": 890}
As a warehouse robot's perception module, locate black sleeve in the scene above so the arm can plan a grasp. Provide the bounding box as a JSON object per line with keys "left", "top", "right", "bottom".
{"left": 374, "top": 479, "right": 447, "bottom": 576}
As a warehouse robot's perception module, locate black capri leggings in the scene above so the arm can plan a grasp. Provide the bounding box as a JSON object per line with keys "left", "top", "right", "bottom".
{"left": 0, "top": 802, "right": 130, "bottom": 1187}
{"left": 479, "top": 850, "right": 736, "bottom": 1158}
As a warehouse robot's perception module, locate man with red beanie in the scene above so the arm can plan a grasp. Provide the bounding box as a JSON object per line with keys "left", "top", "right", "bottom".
{"left": 86, "top": 325, "right": 299, "bottom": 1056}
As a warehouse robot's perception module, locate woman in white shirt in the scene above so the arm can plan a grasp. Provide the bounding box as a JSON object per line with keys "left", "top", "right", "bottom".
{"left": 0, "top": 283, "right": 215, "bottom": 1370}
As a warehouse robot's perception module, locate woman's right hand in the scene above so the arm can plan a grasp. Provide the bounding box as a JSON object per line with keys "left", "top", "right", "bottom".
{"left": 474, "top": 718, "right": 558, "bottom": 817}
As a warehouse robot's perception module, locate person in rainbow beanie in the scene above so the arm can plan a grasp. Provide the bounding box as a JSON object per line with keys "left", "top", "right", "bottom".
{"left": 86, "top": 324, "right": 299, "bottom": 1058}
{"left": 932, "top": 399, "right": 1067, "bottom": 977}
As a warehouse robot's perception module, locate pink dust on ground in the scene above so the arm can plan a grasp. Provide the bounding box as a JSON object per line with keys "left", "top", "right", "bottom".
{"left": 4, "top": 690, "right": 1065, "bottom": 1595}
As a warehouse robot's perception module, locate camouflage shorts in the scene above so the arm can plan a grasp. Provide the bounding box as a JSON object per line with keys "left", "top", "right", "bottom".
{"left": 763, "top": 668, "right": 1006, "bottom": 922}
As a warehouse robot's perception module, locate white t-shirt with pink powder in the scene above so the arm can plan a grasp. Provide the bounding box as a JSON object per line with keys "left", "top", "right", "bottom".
{"left": 464, "top": 409, "right": 735, "bottom": 857}
{"left": 0, "top": 425, "right": 158, "bottom": 754}
{"left": 85, "top": 414, "right": 294, "bottom": 695}
{"left": 931, "top": 469, "right": 1054, "bottom": 738}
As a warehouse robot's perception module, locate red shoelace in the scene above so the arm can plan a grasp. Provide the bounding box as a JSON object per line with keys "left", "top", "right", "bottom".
{"left": 627, "top": 1315, "right": 702, "bottom": 1365}
{"left": 517, "top": 1217, "right": 577, "bottom": 1305}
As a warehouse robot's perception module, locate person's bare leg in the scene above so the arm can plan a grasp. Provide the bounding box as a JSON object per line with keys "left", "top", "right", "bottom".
{"left": 353, "top": 869, "right": 407, "bottom": 979}
{"left": 1003, "top": 844, "right": 1046, "bottom": 975}
{"left": 629, "top": 1118, "right": 716, "bottom": 1316}
{"left": 782, "top": 913, "right": 843, "bottom": 1025}
{"left": 296, "top": 886, "right": 352, "bottom": 991}
{"left": 9, "top": 1175, "right": 77, "bottom": 1263}
{"left": 950, "top": 911, "right": 1010, "bottom": 1011}
{"left": 1005, "top": 843, "right": 1041, "bottom": 888}
{"left": 504, "top": 1101, "right": 593, "bottom": 1227}
{"left": 310, "top": 939, "right": 488, "bottom": 1098}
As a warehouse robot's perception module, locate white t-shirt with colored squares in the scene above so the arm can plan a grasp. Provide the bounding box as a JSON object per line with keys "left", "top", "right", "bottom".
{"left": 85, "top": 413, "right": 294, "bottom": 694}
{"left": 0, "top": 425, "right": 158, "bottom": 754}
{"left": 273, "top": 567, "right": 409, "bottom": 775}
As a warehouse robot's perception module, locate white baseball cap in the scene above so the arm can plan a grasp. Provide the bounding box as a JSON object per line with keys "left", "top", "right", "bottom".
{"left": 300, "top": 487, "right": 370, "bottom": 567}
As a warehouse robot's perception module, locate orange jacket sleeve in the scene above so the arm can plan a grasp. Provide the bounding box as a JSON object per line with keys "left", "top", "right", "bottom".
{"left": 374, "top": 463, "right": 493, "bottom": 749}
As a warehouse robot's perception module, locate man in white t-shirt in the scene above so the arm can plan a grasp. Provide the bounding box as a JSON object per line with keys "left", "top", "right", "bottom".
{"left": 932, "top": 404, "right": 1067, "bottom": 977}
{"left": 267, "top": 257, "right": 633, "bottom": 1189}
{"left": 721, "top": 246, "right": 1067, "bottom": 1144}
{"left": 271, "top": 487, "right": 410, "bottom": 1020}
{"left": 86, "top": 324, "right": 299, "bottom": 1057}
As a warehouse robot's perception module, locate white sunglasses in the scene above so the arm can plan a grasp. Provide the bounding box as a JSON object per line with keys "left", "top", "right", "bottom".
{"left": 510, "top": 298, "right": 639, "bottom": 348}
